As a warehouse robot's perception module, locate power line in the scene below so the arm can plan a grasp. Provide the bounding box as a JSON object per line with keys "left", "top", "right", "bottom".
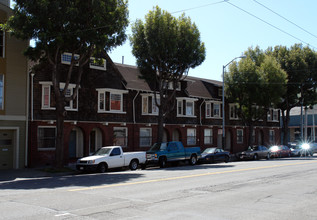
{"left": 171, "top": 0, "right": 226, "bottom": 14}
{"left": 225, "top": 1, "right": 317, "bottom": 50}
{"left": 253, "top": 0, "right": 317, "bottom": 40}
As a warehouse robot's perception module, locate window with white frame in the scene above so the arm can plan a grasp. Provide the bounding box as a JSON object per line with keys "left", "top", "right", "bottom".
{"left": 267, "top": 109, "right": 279, "bottom": 122}
{"left": 61, "top": 52, "right": 106, "bottom": 71}
{"left": 40, "top": 82, "right": 78, "bottom": 111}
{"left": 61, "top": 52, "right": 79, "bottom": 65}
{"left": 140, "top": 128, "right": 152, "bottom": 147}
{"left": 229, "top": 104, "right": 239, "bottom": 120}
{"left": 204, "top": 129, "right": 213, "bottom": 144}
{"left": 141, "top": 94, "right": 160, "bottom": 115}
{"left": 0, "top": 30, "right": 4, "bottom": 58}
{"left": 89, "top": 57, "right": 106, "bottom": 70}
{"left": 0, "top": 74, "right": 3, "bottom": 110}
{"left": 206, "top": 101, "right": 222, "bottom": 118}
{"left": 113, "top": 127, "right": 128, "bottom": 147}
{"left": 177, "top": 98, "right": 197, "bottom": 117}
{"left": 269, "top": 130, "right": 275, "bottom": 143}
{"left": 166, "top": 81, "right": 181, "bottom": 91}
{"left": 187, "top": 128, "right": 196, "bottom": 145}
{"left": 97, "top": 89, "right": 127, "bottom": 113}
{"left": 38, "top": 127, "right": 56, "bottom": 150}
{"left": 237, "top": 129, "right": 243, "bottom": 144}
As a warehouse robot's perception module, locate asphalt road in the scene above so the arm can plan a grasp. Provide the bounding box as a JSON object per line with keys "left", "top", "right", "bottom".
{"left": 1, "top": 157, "right": 317, "bottom": 220}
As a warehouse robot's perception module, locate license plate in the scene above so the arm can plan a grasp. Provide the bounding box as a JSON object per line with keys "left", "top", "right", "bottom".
{"left": 80, "top": 167, "right": 84, "bottom": 170}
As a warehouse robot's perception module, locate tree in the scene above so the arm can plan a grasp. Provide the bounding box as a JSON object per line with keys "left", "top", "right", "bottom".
{"left": 268, "top": 44, "right": 317, "bottom": 144}
{"left": 5, "top": 0, "right": 129, "bottom": 168}
{"left": 225, "top": 46, "right": 287, "bottom": 147}
{"left": 130, "top": 6, "right": 206, "bottom": 143}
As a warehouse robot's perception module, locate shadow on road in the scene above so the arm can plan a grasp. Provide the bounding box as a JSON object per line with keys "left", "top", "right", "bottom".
{"left": 0, "top": 170, "right": 144, "bottom": 190}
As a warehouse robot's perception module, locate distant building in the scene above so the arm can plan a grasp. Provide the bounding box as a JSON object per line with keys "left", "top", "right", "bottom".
{"left": 288, "top": 105, "right": 317, "bottom": 143}
{"left": 0, "top": 1, "right": 29, "bottom": 169}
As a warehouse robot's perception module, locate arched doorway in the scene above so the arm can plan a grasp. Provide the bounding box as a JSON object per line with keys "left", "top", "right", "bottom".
{"left": 172, "top": 129, "right": 181, "bottom": 141}
{"left": 68, "top": 127, "right": 84, "bottom": 159}
{"left": 225, "top": 130, "right": 232, "bottom": 152}
{"left": 258, "top": 130, "right": 264, "bottom": 145}
{"left": 89, "top": 128, "right": 103, "bottom": 154}
{"left": 163, "top": 129, "right": 168, "bottom": 142}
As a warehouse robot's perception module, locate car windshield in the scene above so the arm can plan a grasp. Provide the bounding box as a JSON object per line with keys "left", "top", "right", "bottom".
{"left": 149, "top": 143, "right": 168, "bottom": 151}
{"left": 248, "top": 146, "right": 259, "bottom": 151}
{"left": 93, "top": 148, "right": 112, "bottom": 156}
{"left": 203, "top": 148, "right": 216, "bottom": 153}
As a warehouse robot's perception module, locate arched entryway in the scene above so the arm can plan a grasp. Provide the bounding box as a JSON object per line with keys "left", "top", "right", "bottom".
{"left": 163, "top": 129, "right": 168, "bottom": 142}
{"left": 89, "top": 128, "right": 103, "bottom": 154}
{"left": 172, "top": 129, "right": 181, "bottom": 141}
{"left": 68, "top": 127, "right": 84, "bottom": 159}
{"left": 258, "top": 130, "right": 264, "bottom": 145}
{"left": 225, "top": 130, "right": 232, "bottom": 152}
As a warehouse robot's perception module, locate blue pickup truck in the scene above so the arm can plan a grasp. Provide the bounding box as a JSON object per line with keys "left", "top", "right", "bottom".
{"left": 145, "top": 141, "right": 201, "bottom": 168}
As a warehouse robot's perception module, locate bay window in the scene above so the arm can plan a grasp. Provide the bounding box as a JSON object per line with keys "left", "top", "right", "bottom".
{"left": 97, "top": 88, "right": 127, "bottom": 113}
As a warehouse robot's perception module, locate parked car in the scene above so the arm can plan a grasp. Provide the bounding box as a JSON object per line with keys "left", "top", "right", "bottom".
{"left": 236, "top": 145, "right": 271, "bottom": 160}
{"left": 289, "top": 144, "right": 302, "bottom": 157}
{"left": 145, "top": 141, "right": 201, "bottom": 168}
{"left": 269, "top": 145, "right": 291, "bottom": 158}
{"left": 309, "top": 143, "right": 317, "bottom": 154}
{"left": 76, "top": 146, "right": 146, "bottom": 172}
{"left": 199, "top": 148, "right": 230, "bottom": 163}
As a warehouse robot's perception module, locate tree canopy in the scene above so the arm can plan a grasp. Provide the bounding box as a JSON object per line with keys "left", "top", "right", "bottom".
{"left": 5, "top": 0, "right": 129, "bottom": 168}
{"left": 225, "top": 46, "right": 288, "bottom": 147}
{"left": 130, "top": 6, "right": 206, "bottom": 143}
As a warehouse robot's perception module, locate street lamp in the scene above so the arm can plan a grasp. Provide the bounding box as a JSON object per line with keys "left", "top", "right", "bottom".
{"left": 222, "top": 55, "right": 246, "bottom": 149}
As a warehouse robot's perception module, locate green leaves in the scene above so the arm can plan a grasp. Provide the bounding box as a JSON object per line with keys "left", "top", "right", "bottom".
{"left": 130, "top": 6, "right": 206, "bottom": 80}
{"left": 225, "top": 46, "right": 287, "bottom": 122}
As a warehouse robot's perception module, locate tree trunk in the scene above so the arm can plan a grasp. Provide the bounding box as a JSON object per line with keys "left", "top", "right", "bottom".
{"left": 281, "top": 109, "right": 291, "bottom": 145}
{"left": 248, "top": 124, "right": 254, "bottom": 149}
{"left": 156, "top": 106, "right": 164, "bottom": 144}
{"left": 54, "top": 96, "right": 66, "bottom": 169}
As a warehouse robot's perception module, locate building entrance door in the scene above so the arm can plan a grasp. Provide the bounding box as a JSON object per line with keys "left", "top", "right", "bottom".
{"left": 0, "top": 130, "right": 13, "bottom": 169}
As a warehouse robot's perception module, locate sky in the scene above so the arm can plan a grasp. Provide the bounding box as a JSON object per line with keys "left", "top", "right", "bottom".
{"left": 11, "top": 0, "right": 317, "bottom": 82}
{"left": 108, "top": 0, "right": 317, "bottom": 82}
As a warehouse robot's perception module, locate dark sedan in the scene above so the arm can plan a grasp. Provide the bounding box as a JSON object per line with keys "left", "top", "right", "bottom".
{"left": 199, "top": 148, "right": 230, "bottom": 164}
{"left": 236, "top": 145, "right": 271, "bottom": 160}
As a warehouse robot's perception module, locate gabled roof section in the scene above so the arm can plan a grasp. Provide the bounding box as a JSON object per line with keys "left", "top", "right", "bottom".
{"left": 185, "top": 76, "right": 221, "bottom": 100}
{"left": 115, "top": 63, "right": 151, "bottom": 92}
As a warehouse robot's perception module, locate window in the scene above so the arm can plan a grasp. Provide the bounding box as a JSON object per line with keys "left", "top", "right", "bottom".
{"left": 90, "top": 57, "right": 106, "bottom": 70}
{"left": 269, "top": 130, "right": 275, "bottom": 143}
{"left": 61, "top": 52, "right": 79, "bottom": 65}
{"left": 113, "top": 127, "right": 128, "bottom": 147}
{"left": 38, "top": 127, "right": 56, "bottom": 149}
{"left": 141, "top": 94, "right": 160, "bottom": 115}
{"left": 267, "top": 109, "right": 279, "bottom": 122}
{"left": 187, "top": 128, "right": 196, "bottom": 145}
{"left": 206, "top": 102, "right": 222, "bottom": 118}
{"left": 0, "top": 30, "right": 4, "bottom": 58}
{"left": 40, "top": 82, "right": 78, "bottom": 111}
{"left": 237, "top": 129, "right": 243, "bottom": 144}
{"left": 0, "top": 74, "right": 3, "bottom": 110}
{"left": 177, "top": 98, "right": 197, "bottom": 117}
{"left": 97, "top": 89, "right": 127, "bottom": 113}
{"left": 229, "top": 104, "right": 239, "bottom": 120}
{"left": 167, "top": 81, "right": 181, "bottom": 91}
{"left": 204, "top": 129, "right": 213, "bottom": 144}
{"left": 111, "top": 147, "right": 121, "bottom": 156}
{"left": 218, "top": 88, "right": 223, "bottom": 97}
{"left": 61, "top": 52, "right": 106, "bottom": 70}
{"left": 140, "top": 128, "right": 152, "bottom": 147}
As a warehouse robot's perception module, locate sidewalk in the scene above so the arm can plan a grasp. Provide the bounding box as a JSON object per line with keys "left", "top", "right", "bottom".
{"left": 0, "top": 164, "right": 78, "bottom": 182}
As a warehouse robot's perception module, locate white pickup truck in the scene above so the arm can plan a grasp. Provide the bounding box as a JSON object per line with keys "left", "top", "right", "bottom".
{"left": 76, "top": 146, "right": 146, "bottom": 173}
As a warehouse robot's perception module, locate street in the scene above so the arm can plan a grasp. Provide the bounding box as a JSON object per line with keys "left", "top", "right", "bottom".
{"left": 1, "top": 157, "right": 317, "bottom": 220}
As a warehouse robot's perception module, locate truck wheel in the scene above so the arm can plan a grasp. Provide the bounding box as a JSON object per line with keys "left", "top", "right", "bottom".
{"left": 129, "top": 159, "right": 139, "bottom": 171}
{"left": 189, "top": 155, "right": 197, "bottom": 165}
{"left": 98, "top": 163, "right": 107, "bottom": 173}
{"left": 159, "top": 157, "right": 167, "bottom": 168}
